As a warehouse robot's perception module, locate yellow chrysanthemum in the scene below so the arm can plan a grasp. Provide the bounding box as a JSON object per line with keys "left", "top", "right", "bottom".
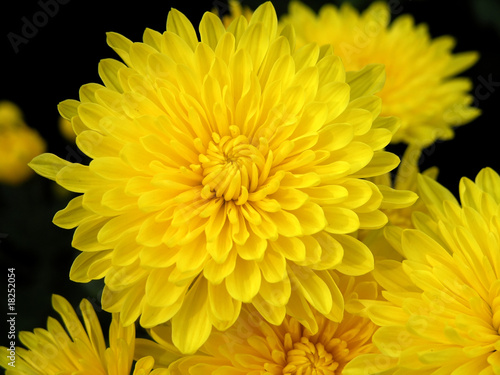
{"left": 0, "top": 101, "right": 46, "bottom": 185}
{"left": 135, "top": 272, "right": 380, "bottom": 374}
{"left": 0, "top": 295, "right": 166, "bottom": 375}
{"left": 29, "top": 2, "right": 415, "bottom": 353}
{"left": 281, "top": 1, "right": 480, "bottom": 147}
{"left": 351, "top": 168, "right": 500, "bottom": 374}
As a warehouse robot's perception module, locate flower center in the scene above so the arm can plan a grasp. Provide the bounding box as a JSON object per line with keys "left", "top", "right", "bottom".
{"left": 283, "top": 336, "right": 340, "bottom": 374}
{"left": 199, "top": 131, "right": 263, "bottom": 203}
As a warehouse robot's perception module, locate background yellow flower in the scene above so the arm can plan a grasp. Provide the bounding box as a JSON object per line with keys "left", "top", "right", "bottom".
{"left": 0, "top": 101, "right": 46, "bottom": 185}
{"left": 281, "top": 1, "right": 480, "bottom": 147}
{"left": 0, "top": 295, "right": 166, "bottom": 375}
{"left": 354, "top": 168, "right": 500, "bottom": 373}
{"left": 134, "top": 272, "right": 380, "bottom": 374}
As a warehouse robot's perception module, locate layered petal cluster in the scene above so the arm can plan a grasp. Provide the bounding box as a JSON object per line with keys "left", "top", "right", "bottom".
{"left": 135, "top": 272, "right": 380, "bottom": 374}
{"left": 281, "top": 1, "right": 480, "bottom": 147}
{"left": 29, "top": 2, "right": 415, "bottom": 353}
{"left": 361, "top": 145, "right": 438, "bottom": 264}
{"left": 355, "top": 168, "right": 500, "bottom": 373}
{"left": 0, "top": 295, "right": 165, "bottom": 375}
{"left": 0, "top": 101, "right": 46, "bottom": 185}
{"left": 369, "top": 145, "right": 438, "bottom": 231}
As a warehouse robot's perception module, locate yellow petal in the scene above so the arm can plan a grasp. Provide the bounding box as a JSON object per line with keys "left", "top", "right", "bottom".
{"left": 56, "top": 163, "right": 104, "bottom": 193}
{"left": 208, "top": 282, "right": 241, "bottom": 331}
{"left": 351, "top": 151, "right": 400, "bottom": 178}
{"left": 285, "top": 287, "right": 318, "bottom": 334}
{"left": 418, "top": 173, "right": 458, "bottom": 219}
{"left": 267, "top": 209, "right": 302, "bottom": 237}
{"left": 323, "top": 207, "right": 359, "bottom": 234}
{"left": 199, "top": 12, "right": 226, "bottom": 50}
{"left": 53, "top": 196, "right": 95, "bottom": 229}
{"left": 98, "top": 58, "right": 126, "bottom": 93}
{"left": 134, "top": 338, "right": 183, "bottom": 368}
{"left": 334, "top": 234, "right": 374, "bottom": 276}
{"left": 291, "top": 202, "right": 327, "bottom": 235}
{"left": 248, "top": 1, "right": 278, "bottom": 39}
{"left": 259, "top": 276, "right": 291, "bottom": 308}
{"left": 70, "top": 251, "right": 112, "bottom": 282}
{"left": 378, "top": 185, "right": 419, "bottom": 209}
{"left": 357, "top": 210, "right": 388, "bottom": 229}
{"left": 252, "top": 294, "right": 287, "bottom": 326}
{"left": 52, "top": 295, "right": 90, "bottom": 345}
{"left": 203, "top": 250, "right": 237, "bottom": 285}
{"left": 132, "top": 356, "right": 155, "bottom": 374}
{"left": 167, "top": 8, "right": 199, "bottom": 50}
{"left": 315, "top": 270, "right": 344, "bottom": 322}
{"left": 311, "top": 231, "right": 344, "bottom": 270}
{"left": 145, "top": 268, "right": 189, "bottom": 307}
{"left": 141, "top": 301, "right": 183, "bottom": 328}
{"left": 236, "top": 232, "right": 267, "bottom": 261}
{"left": 225, "top": 257, "right": 261, "bottom": 302}
{"left": 106, "top": 32, "right": 133, "bottom": 66}
{"left": 346, "top": 63, "right": 386, "bottom": 100}
{"left": 287, "top": 263, "right": 332, "bottom": 315}
{"left": 58, "top": 99, "right": 80, "bottom": 120}
{"left": 29, "top": 153, "right": 72, "bottom": 181}
{"left": 79, "top": 299, "right": 106, "bottom": 358}
{"left": 258, "top": 248, "right": 287, "bottom": 283}
{"left": 171, "top": 278, "right": 212, "bottom": 354}
{"left": 236, "top": 23, "right": 269, "bottom": 72}
{"left": 271, "top": 236, "right": 305, "bottom": 262}
{"left": 98, "top": 212, "right": 145, "bottom": 245}
{"left": 72, "top": 216, "right": 111, "bottom": 251}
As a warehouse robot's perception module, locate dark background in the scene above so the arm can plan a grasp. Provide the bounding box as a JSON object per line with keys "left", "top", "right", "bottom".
{"left": 0, "top": 0, "right": 499, "bottom": 355}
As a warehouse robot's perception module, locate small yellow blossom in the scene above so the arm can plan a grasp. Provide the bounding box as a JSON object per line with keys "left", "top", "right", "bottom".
{"left": 0, "top": 295, "right": 166, "bottom": 375}
{"left": 0, "top": 101, "right": 46, "bottom": 185}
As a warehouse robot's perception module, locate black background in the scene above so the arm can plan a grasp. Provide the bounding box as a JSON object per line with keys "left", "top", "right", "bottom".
{"left": 0, "top": 0, "right": 499, "bottom": 353}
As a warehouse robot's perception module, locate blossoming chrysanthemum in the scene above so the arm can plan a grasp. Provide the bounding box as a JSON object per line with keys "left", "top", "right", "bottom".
{"left": 281, "top": 1, "right": 480, "bottom": 147}
{"left": 351, "top": 168, "right": 500, "bottom": 374}
{"left": 0, "top": 295, "right": 166, "bottom": 375}
{"left": 29, "top": 2, "right": 416, "bottom": 353}
{"left": 0, "top": 101, "right": 46, "bottom": 185}
{"left": 135, "top": 272, "right": 380, "bottom": 374}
